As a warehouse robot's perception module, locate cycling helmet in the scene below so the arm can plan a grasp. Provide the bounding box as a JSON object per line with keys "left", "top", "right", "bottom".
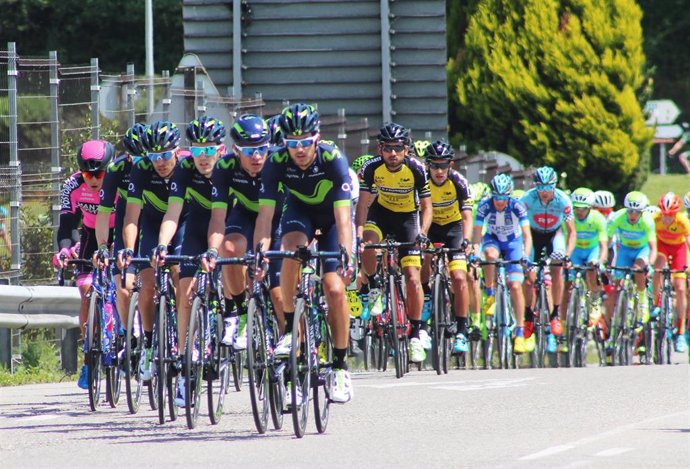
{"left": 186, "top": 116, "right": 226, "bottom": 144}
{"left": 266, "top": 115, "right": 282, "bottom": 145}
{"left": 351, "top": 154, "right": 375, "bottom": 173}
{"left": 571, "top": 187, "right": 594, "bottom": 208}
{"left": 145, "top": 121, "right": 181, "bottom": 152}
{"left": 623, "top": 191, "right": 648, "bottom": 210}
{"left": 658, "top": 192, "right": 681, "bottom": 215}
{"left": 684, "top": 191, "right": 690, "bottom": 210}
{"left": 644, "top": 205, "right": 661, "bottom": 217}
{"left": 122, "top": 123, "right": 149, "bottom": 156}
{"left": 425, "top": 140, "right": 454, "bottom": 161}
{"left": 77, "top": 139, "right": 115, "bottom": 172}
{"left": 230, "top": 114, "right": 269, "bottom": 145}
{"left": 593, "top": 190, "right": 615, "bottom": 209}
{"left": 490, "top": 173, "right": 514, "bottom": 196}
{"left": 378, "top": 122, "right": 410, "bottom": 145}
{"left": 533, "top": 166, "right": 557, "bottom": 185}
{"left": 279, "top": 103, "right": 320, "bottom": 136}
{"left": 413, "top": 140, "right": 431, "bottom": 159}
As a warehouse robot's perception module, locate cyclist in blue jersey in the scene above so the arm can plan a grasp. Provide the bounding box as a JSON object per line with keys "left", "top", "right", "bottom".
{"left": 203, "top": 114, "right": 286, "bottom": 350}
{"left": 520, "top": 167, "right": 576, "bottom": 352}
{"left": 254, "top": 103, "right": 354, "bottom": 403}
{"left": 94, "top": 123, "right": 148, "bottom": 332}
{"left": 120, "top": 121, "right": 183, "bottom": 381}
{"left": 472, "top": 174, "right": 532, "bottom": 354}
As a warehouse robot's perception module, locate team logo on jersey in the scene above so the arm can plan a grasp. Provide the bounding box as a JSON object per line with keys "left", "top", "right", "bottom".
{"left": 99, "top": 189, "right": 104, "bottom": 199}
{"left": 341, "top": 183, "right": 351, "bottom": 192}
{"left": 211, "top": 187, "right": 218, "bottom": 197}
{"left": 170, "top": 182, "right": 177, "bottom": 192}
{"left": 128, "top": 182, "right": 135, "bottom": 192}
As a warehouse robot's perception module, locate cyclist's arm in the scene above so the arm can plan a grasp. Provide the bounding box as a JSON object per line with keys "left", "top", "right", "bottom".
{"left": 471, "top": 225, "right": 482, "bottom": 246}
{"left": 419, "top": 196, "right": 432, "bottom": 236}
{"left": 461, "top": 208, "right": 472, "bottom": 241}
{"left": 648, "top": 239, "right": 657, "bottom": 267}
{"left": 685, "top": 234, "right": 690, "bottom": 252}
{"left": 122, "top": 202, "right": 141, "bottom": 252}
{"left": 207, "top": 207, "right": 227, "bottom": 252}
{"left": 669, "top": 138, "right": 685, "bottom": 155}
{"left": 522, "top": 224, "right": 532, "bottom": 259}
{"left": 355, "top": 190, "right": 375, "bottom": 237}
{"left": 334, "top": 204, "right": 353, "bottom": 260}
{"left": 158, "top": 199, "right": 183, "bottom": 248}
{"left": 564, "top": 217, "right": 576, "bottom": 256}
{"left": 95, "top": 211, "right": 112, "bottom": 248}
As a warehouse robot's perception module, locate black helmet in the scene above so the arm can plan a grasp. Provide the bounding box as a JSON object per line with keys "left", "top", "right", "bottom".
{"left": 186, "top": 116, "right": 226, "bottom": 144}
{"left": 378, "top": 122, "right": 410, "bottom": 145}
{"left": 425, "top": 140, "right": 454, "bottom": 161}
{"left": 122, "top": 123, "right": 149, "bottom": 156}
{"left": 145, "top": 121, "right": 181, "bottom": 152}
{"left": 230, "top": 114, "right": 270, "bottom": 145}
{"left": 279, "top": 103, "right": 320, "bottom": 136}
{"left": 266, "top": 115, "right": 282, "bottom": 145}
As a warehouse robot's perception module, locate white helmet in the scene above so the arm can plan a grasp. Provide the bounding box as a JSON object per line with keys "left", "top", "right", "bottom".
{"left": 644, "top": 205, "right": 660, "bottom": 217}
{"left": 593, "top": 190, "right": 615, "bottom": 209}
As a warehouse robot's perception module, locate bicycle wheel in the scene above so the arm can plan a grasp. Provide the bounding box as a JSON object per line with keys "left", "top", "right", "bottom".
{"left": 441, "top": 283, "right": 453, "bottom": 374}
{"left": 494, "top": 286, "right": 508, "bottom": 369}
{"left": 624, "top": 295, "right": 637, "bottom": 366}
{"left": 268, "top": 365, "right": 285, "bottom": 431}
{"left": 148, "top": 315, "right": 160, "bottom": 411}
{"left": 156, "top": 295, "right": 169, "bottom": 424}
{"left": 106, "top": 334, "right": 123, "bottom": 408}
{"left": 611, "top": 288, "right": 627, "bottom": 366}
{"left": 363, "top": 328, "right": 371, "bottom": 371}
{"left": 533, "top": 289, "right": 549, "bottom": 368}
{"left": 207, "top": 307, "right": 229, "bottom": 425}
{"left": 290, "top": 299, "right": 311, "bottom": 438}
{"left": 566, "top": 287, "right": 580, "bottom": 368}
{"left": 184, "top": 297, "right": 204, "bottom": 429}
{"left": 231, "top": 350, "right": 244, "bottom": 392}
{"left": 86, "top": 292, "right": 103, "bottom": 412}
{"left": 246, "top": 297, "right": 269, "bottom": 434}
{"left": 314, "top": 316, "right": 332, "bottom": 434}
{"left": 431, "top": 274, "right": 443, "bottom": 374}
{"left": 125, "top": 291, "right": 144, "bottom": 414}
{"left": 657, "top": 292, "right": 672, "bottom": 365}
{"left": 385, "top": 275, "right": 402, "bottom": 378}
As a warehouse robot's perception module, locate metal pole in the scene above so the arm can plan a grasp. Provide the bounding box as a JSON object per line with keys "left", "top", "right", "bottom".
{"left": 90, "top": 58, "right": 100, "bottom": 139}
{"left": 0, "top": 328, "right": 10, "bottom": 371}
{"left": 161, "top": 70, "right": 171, "bottom": 120}
{"left": 337, "top": 108, "right": 347, "bottom": 151}
{"left": 49, "top": 51, "right": 60, "bottom": 249}
{"left": 196, "top": 78, "right": 206, "bottom": 117}
{"left": 7, "top": 42, "right": 20, "bottom": 276}
{"left": 232, "top": 0, "right": 242, "bottom": 98}
{"left": 380, "top": 0, "right": 392, "bottom": 123}
{"left": 145, "top": 0, "right": 154, "bottom": 120}
{"left": 60, "top": 328, "right": 79, "bottom": 373}
{"left": 659, "top": 143, "right": 667, "bottom": 175}
{"left": 183, "top": 67, "right": 195, "bottom": 124}
{"left": 126, "top": 63, "right": 136, "bottom": 127}
{"left": 361, "top": 117, "right": 370, "bottom": 155}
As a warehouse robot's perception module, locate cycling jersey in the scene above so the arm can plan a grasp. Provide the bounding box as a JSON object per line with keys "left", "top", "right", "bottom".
{"left": 98, "top": 154, "right": 139, "bottom": 214}
{"left": 607, "top": 209, "right": 656, "bottom": 248}
{"left": 58, "top": 172, "right": 115, "bottom": 244}
{"left": 573, "top": 209, "right": 608, "bottom": 250}
{"left": 428, "top": 169, "right": 472, "bottom": 226}
{"left": 359, "top": 156, "right": 430, "bottom": 213}
{"left": 520, "top": 188, "right": 573, "bottom": 233}
{"left": 169, "top": 157, "right": 212, "bottom": 226}
{"left": 127, "top": 158, "right": 176, "bottom": 223}
{"left": 474, "top": 197, "right": 529, "bottom": 243}
{"left": 653, "top": 212, "right": 690, "bottom": 245}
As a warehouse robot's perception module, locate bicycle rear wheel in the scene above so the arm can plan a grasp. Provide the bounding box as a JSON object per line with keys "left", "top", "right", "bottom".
{"left": 207, "top": 308, "right": 229, "bottom": 425}
{"left": 247, "top": 297, "right": 269, "bottom": 434}
{"left": 184, "top": 297, "right": 204, "bottom": 430}
{"left": 87, "top": 292, "right": 103, "bottom": 412}
{"left": 231, "top": 350, "right": 244, "bottom": 392}
{"left": 314, "top": 316, "right": 332, "bottom": 434}
{"left": 125, "top": 292, "right": 144, "bottom": 414}
{"left": 565, "top": 287, "right": 580, "bottom": 368}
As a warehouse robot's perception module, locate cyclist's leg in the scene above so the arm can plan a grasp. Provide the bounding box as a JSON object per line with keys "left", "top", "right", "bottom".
{"left": 398, "top": 213, "right": 423, "bottom": 330}
{"left": 652, "top": 244, "right": 669, "bottom": 309}
{"left": 137, "top": 219, "right": 160, "bottom": 352}
{"left": 549, "top": 229, "right": 566, "bottom": 327}
{"left": 668, "top": 244, "right": 688, "bottom": 336}
{"left": 503, "top": 238, "right": 525, "bottom": 328}
{"left": 361, "top": 203, "right": 384, "bottom": 278}
{"left": 177, "top": 228, "right": 205, "bottom": 354}
{"left": 679, "top": 151, "right": 690, "bottom": 174}
{"left": 268, "top": 233, "right": 285, "bottom": 335}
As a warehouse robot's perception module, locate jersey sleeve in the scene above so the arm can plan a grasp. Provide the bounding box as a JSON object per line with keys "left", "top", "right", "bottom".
{"left": 410, "top": 159, "right": 430, "bottom": 199}
{"left": 514, "top": 200, "right": 530, "bottom": 226}
{"left": 358, "top": 157, "right": 378, "bottom": 194}
{"left": 126, "top": 160, "right": 150, "bottom": 206}
{"left": 98, "top": 162, "right": 122, "bottom": 213}
{"left": 559, "top": 190, "right": 574, "bottom": 222}
{"left": 452, "top": 172, "right": 472, "bottom": 211}
{"left": 259, "top": 151, "right": 284, "bottom": 207}
{"left": 168, "top": 158, "right": 195, "bottom": 205}
{"left": 326, "top": 145, "right": 352, "bottom": 208}
{"left": 474, "top": 200, "right": 489, "bottom": 227}
{"left": 211, "top": 156, "right": 236, "bottom": 210}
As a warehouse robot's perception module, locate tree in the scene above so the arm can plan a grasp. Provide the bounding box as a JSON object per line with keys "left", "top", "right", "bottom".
{"left": 451, "top": 0, "right": 654, "bottom": 196}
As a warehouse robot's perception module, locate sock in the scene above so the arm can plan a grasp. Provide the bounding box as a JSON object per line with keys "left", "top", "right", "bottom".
{"left": 550, "top": 304, "right": 560, "bottom": 321}
{"left": 144, "top": 330, "right": 153, "bottom": 349}
{"left": 525, "top": 306, "right": 534, "bottom": 323}
{"left": 232, "top": 293, "right": 247, "bottom": 315}
{"left": 367, "top": 274, "right": 380, "bottom": 289}
{"left": 422, "top": 283, "right": 431, "bottom": 295}
{"left": 485, "top": 286, "right": 494, "bottom": 297}
{"left": 225, "top": 298, "right": 238, "bottom": 318}
{"left": 333, "top": 348, "right": 348, "bottom": 370}
{"left": 516, "top": 327, "right": 524, "bottom": 337}
{"left": 457, "top": 316, "right": 469, "bottom": 335}
{"left": 410, "top": 319, "right": 422, "bottom": 339}
{"left": 284, "top": 311, "right": 294, "bottom": 334}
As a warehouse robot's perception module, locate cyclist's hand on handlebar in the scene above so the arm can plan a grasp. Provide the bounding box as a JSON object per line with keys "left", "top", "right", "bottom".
{"left": 521, "top": 256, "right": 531, "bottom": 266}
{"left": 52, "top": 247, "right": 72, "bottom": 269}
{"left": 467, "top": 253, "right": 478, "bottom": 264}
{"left": 117, "top": 248, "right": 134, "bottom": 270}
{"left": 201, "top": 248, "right": 218, "bottom": 272}
{"left": 93, "top": 244, "right": 110, "bottom": 268}
{"left": 416, "top": 232, "right": 430, "bottom": 249}
{"left": 151, "top": 244, "right": 168, "bottom": 268}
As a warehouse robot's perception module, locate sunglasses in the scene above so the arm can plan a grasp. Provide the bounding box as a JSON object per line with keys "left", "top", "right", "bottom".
{"left": 627, "top": 209, "right": 642, "bottom": 215}
{"left": 428, "top": 162, "right": 450, "bottom": 170}
{"left": 381, "top": 144, "right": 406, "bottom": 153}
{"left": 236, "top": 144, "right": 270, "bottom": 157}
{"left": 190, "top": 145, "right": 220, "bottom": 158}
{"left": 493, "top": 195, "right": 510, "bottom": 201}
{"left": 82, "top": 170, "right": 105, "bottom": 180}
{"left": 284, "top": 136, "right": 318, "bottom": 149}
{"left": 148, "top": 149, "right": 177, "bottom": 162}
{"left": 536, "top": 184, "right": 555, "bottom": 192}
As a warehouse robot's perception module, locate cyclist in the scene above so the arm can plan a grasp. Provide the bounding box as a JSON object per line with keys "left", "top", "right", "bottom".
{"left": 563, "top": 188, "right": 608, "bottom": 341}
{"left": 357, "top": 123, "right": 432, "bottom": 364}
{"left": 521, "top": 166, "right": 576, "bottom": 353}
{"left": 204, "top": 114, "right": 285, "bottom": 349}
{"left": 120, "top": 121, "right": 183, "bottom": 382}
{"left": 651, "top": 192, "right": 690, "bottom": 352}
{"left": 668, "top": 122, "right": 690, "bottom": 174}
{"left": 472, "top": 174, "right": 532, "bottom": 353}
{"left": 94, "top": 123, "right": 148, "bottom": 332}
{"left": 52, "top": 139, "right": 115, "bottom": 388}
{"left": 0, "top": 204, "right": 10, "bottom": 258}
{"left": 606, "top": 191, "right": 657, "bottom": 352}
{"left": 420, "top": 141, "right": 473, "bottom": 353}
{"left": 254, "top": 103, "right": 354, "bottom": 403}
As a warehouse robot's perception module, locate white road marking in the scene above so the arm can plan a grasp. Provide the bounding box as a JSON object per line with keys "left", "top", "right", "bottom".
{"left": 20, "top": 414, "right": 59, "bottom": 422}
{"left": 359, "top": 377, "right": 535, "bottom": 390}
{"left": 519, "top": 445, "right": 574, "bottom": 461}
{"left": 594, "top": 447, "right": 633, "bottom": 457}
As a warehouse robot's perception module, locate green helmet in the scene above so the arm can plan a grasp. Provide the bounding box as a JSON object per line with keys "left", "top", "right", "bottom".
{"left": 413, "top": 140, "right": 431, "bottom": 159}
{"left": 571, "top": 187, "right": 594, "bottom": 208}
{"left": 351, "top": 154, "right": 374, "bottom": 173}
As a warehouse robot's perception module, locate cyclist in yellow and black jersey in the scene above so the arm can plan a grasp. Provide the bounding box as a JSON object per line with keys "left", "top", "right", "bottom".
{"left": 356, "top": 123, "right": 432, "bottom": 364}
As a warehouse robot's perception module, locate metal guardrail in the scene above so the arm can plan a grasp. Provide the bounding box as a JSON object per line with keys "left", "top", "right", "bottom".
{"left": 0, "top": 285, "right": 81, "bottom": 373}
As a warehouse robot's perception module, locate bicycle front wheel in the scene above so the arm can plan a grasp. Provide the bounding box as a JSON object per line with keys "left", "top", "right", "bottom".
{"left": 247, "top": 297, "right": 269, "bottom": 434}
{"left": 290, "top": 299, "right": 311, "bottom": 438}
{"left": 125, "top": 291, "right": 144, "bottom": 414}
{"left": 314, "top": 315, "right": 332, "bottom": 434}
{"left": 184, "top": 297, "right": 204, "bottom": 430}
{"left": 86, "top": 292, "right": 103, "bottom": 412}
{"left": 431, "top": 274, "right": 443, "bottom": 375}
{"left": 156, "top": 295, "right": 169, "bottom": 424}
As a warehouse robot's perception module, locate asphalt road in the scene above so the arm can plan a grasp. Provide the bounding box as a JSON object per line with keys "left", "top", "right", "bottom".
{"left": 1, "top": 360, "right": 688, "bottom": 468}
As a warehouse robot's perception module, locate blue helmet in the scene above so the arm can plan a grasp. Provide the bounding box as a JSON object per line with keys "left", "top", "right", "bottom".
{"left": 533, "top": 166, "right": 557, "bottom": 185}
{"left": 266, "top": 115, "right": 282, "bottom": 145}
{"left": 279, "top": 103, "right": 320, "bottom": 136}
{"left": 145, "top": 121, "right": 181, "bottom": 152}
{"left": 122, "top": 123, "right": 149, "bottom": 156}
{"left": 490, "top": 173, "right": 514, "bottom": 196}
{"left": 186, "top": 116, "right": 226, "bottom": 144}
{"left": 230, "top": 114, "right": 270, "bottom": 145}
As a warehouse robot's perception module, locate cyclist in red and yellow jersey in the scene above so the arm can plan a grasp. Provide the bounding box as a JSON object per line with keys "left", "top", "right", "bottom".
{"left": 652, "top": 192, "right": 690, "bottom": 352}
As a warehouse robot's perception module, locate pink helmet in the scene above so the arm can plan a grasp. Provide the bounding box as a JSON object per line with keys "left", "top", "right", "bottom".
{"left": 76, "top": 140, "right": 115, "bottom": 172}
